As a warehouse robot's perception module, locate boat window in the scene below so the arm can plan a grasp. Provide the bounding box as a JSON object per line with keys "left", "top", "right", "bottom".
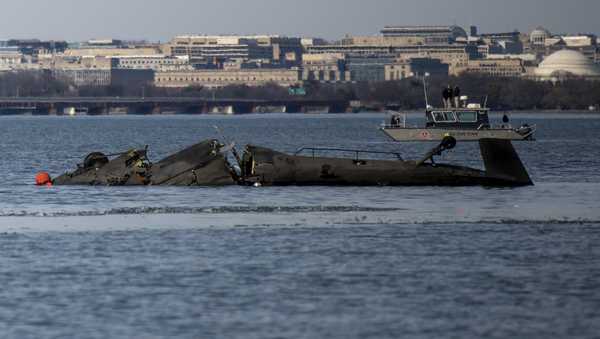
{"left": 455, "top": 111, "right": 478, "bottom": 122}
{"left": 432, "top": 111, "right": 457, "bottom": 123}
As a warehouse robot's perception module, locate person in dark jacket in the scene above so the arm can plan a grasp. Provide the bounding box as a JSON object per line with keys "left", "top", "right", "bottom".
{"left": 454, "top": 86, "right": 461, "bottom": 108}
{"left": 442, "top": 85, "right": 452, "bottom": 108}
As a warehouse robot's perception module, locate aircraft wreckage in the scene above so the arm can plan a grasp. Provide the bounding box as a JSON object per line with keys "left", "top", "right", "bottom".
{"left": 36, "top": 137, "right": 533, "bottom": 188}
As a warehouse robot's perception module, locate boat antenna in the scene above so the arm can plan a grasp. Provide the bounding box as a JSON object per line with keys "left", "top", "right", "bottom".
{"left": 422, "top": 73, "right": 430, "bottom": 108}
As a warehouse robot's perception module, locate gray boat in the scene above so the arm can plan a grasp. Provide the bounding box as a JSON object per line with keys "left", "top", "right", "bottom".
{"left": 381, "top": 106, "right": 536, "bottom": 142}
{"left": 381, "top": 77, "right": 536, "bottom": 142}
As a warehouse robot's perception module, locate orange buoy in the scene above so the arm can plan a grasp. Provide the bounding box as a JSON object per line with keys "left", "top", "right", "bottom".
{"left": 35, "top": 172, "right": 52, "bottom": 186}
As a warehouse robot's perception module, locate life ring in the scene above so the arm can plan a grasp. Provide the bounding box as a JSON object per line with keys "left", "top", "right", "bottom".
{"left": 420, "top": 131, "right": 432, "bottom": 139}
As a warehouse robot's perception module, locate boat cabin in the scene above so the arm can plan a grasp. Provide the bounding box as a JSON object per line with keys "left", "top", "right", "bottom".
{"left": 425, "top": 107, "right": 491, "bottom": 129}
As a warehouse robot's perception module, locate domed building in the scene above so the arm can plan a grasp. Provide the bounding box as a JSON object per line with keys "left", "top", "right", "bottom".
{"left": 530, "top": 26, "right": 551, "bottom": 46}
{"left": 534, "top": 50, "right": 600, "bottom": 80}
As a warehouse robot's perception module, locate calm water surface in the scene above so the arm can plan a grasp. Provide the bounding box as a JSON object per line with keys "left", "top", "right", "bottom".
{"left": 0, "top": 113, "right": 599, "bottom": 338}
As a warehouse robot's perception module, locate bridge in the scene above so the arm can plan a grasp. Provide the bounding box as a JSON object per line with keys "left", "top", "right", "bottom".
{"left": 0, "top": 97, "right": 352, "bottom": 115}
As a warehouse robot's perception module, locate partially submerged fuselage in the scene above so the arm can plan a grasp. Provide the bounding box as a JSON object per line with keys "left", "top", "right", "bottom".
{"left": 53, "top": 149, "right": 149, "bottom": 186}
{"left": 53, "top": 139, "right": 235, "bottom": 186}
{"left": 148, "top": 140, "right": 235, "bottom": 186}
{"left": 239, "top": 138, "right": 533, "bottom": 187}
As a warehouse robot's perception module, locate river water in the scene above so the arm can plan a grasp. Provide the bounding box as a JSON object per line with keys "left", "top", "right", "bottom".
{"left": 0, "top": 113, "right": 599, "bottom": 338}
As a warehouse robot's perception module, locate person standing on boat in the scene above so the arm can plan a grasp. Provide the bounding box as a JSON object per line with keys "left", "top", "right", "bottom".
{"left": 502, "top": 113, "right": 511, "bottom": 128}
{"left": 442, "top": 85, "right": 452, "bottom": 108}
{"left": 454, "top": 86, "right": 461, "bottom": 108}
{"left": 390, "top": 114, "right": 402, "bottom": 127}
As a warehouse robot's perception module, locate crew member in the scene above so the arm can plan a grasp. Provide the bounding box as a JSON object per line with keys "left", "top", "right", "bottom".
{"left": 442, "top": 85, "right": 452, "bottom": 108}
{"left": 390, "top": 114, "right": 402, "bottom": 127}
{"left": 502, "top": 113, "right": 510, "bottom": 128}
{"left": 454, "top": 86, "right": 461, "bottom": 108}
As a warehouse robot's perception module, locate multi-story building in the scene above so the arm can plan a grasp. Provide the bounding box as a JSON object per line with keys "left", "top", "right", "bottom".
{"left": 6, "top": 39, "right": 68, "bottom": 57}
{"left": 166, "top": 35, "right": 302, "bottom": 66}
{"left": 38, "top": 54, "right": 112, "bottom": 69}
{"left": 0, "top": 46, "right": 23, "bottom": 71}
{"left": 154, "top": 68, "right": 300, "bottom": 88}
{"left": 395, "top": 49, "right": 469, "bottom": 76}
{"left": 63, "top": 47, "right": 161, "bottom": 58}
{"left": 341, "top": 36, "right": 426, "bottom": 47}
{"left": 302, "top": 53, "right": 348, "bottom": 81}
{"left": 385, "top": 57, "right": 449, "bottom": 81}
{"left": 306, "top": 44, "right": 472, "bottom": 75}
{"left": 465, "top": 58, "right": 525, "bottom": 77}
{"left": 344, "top": 55, "right": 397, "bottom": 82}
{"left": 478, "top": 31, "right": 524, "bottom": 54}
{"left": 38, "top": 55, "right": 113, "bottom": 86}
{"left": 53, "top": 68, "right": 112, "bottom": 86}
{"left": 112, "top": 55, "right": 192, "bottom": 71}
{"left": 380, "top": 25, "right": 467, "bottom": 44}
{"left": 300, "top": 38, "right": 328, "bottom": 51}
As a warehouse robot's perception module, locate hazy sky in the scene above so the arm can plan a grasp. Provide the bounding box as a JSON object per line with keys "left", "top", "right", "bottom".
{"left": 1, "top": 0, "right": 598, "bottom": 41}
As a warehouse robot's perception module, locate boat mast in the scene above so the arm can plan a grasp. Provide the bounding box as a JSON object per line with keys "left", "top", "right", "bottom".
{"left": 422, "top": 73, "right": 430, "bottom": 108}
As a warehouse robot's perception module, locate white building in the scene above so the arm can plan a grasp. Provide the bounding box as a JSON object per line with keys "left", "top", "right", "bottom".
{"left": 0, "top": 51, "right": 23, "bottom": 71}
{"left": 534, "top": 50, "right": 600, "bottom": 80}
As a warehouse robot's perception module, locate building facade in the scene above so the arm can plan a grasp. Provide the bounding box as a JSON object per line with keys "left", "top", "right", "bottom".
{"left": 63, "top": 47, "right": 161, "bottom": 58}
{"left": 306, "top": 44, "right": 472, "bottom": 75}
{"left": 38, "top": 55, "right": 112, "bottom": 86}
{"left": 465, "top": 58, "right": 525, "bottom": 77}
{"left": 302, "top": 53, "right": 348, "bottom": 81}
{"left": 345, "top": 55, "right": 396, "bottom": 82}
{"left": 112, "top": 55, "right": 191, "bottom": 71}
{"left": 53, "top": 69, "right": 112, "bottom": 86}
{"left": 478, "top": 31, "right": 524, "bottom": 54}
{"left": 341, "top": 36, "right": 426, "bottom": 47}
{"left": 166, "top": 35, "right": 302, "bottom": 66}
{"left": 154, "top": 69, "right": 300, "bottom": 88}
{"left": 0, "top": 49, "right": 23, "bottom": 70}
{"left": 380, "top": 25, "right": 467, "bottom": 44}
{"left": 385, "top": 57, "right": 449, "bottom": 80}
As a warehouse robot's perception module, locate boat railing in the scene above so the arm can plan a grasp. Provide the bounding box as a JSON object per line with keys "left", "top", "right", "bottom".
{"left": 490, "top": 123, "right": 537, "bottom": 132}
{"left": 295, "top": 147, "right": 403, "bottom": 161}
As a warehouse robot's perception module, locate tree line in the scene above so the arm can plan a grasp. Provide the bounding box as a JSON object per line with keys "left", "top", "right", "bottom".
{"left": 1, "top": 70, "right": 598, "bottom": 110}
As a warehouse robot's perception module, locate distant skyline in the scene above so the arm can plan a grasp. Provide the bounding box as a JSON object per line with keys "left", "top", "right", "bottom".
{"left": 1, "top": 0, "right": 599, "bottom": 41}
